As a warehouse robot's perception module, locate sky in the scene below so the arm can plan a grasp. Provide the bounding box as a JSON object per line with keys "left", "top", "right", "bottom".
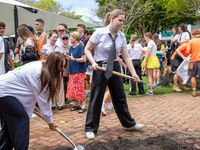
{"left": 56, "top": 0, "right": 102, "bottom": 23}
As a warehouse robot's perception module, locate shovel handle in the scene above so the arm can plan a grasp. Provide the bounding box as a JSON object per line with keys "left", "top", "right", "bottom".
{"left": 96, "top": 66, "right": 148, "bottom": 85}
{"left": 34, "top": 107, "right": 77, "bottom": 148}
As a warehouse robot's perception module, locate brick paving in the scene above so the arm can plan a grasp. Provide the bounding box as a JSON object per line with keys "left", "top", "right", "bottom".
{"left": 29, "top": 93, "right": 200, "bottom": 149}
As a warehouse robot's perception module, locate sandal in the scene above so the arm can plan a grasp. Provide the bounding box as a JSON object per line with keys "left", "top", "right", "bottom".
{"left": 78, "top": 108, "right": 87, "bottom": 113}
{"left": 70, "top": 106, "right": 81, "bottom": 111}
{"left": 191, "top": 91, "right": 197, "bottom": 97}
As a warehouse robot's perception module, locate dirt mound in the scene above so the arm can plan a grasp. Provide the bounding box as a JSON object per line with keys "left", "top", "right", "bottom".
{"left": 86, "top": 136, "right": 196, "bottom": 150}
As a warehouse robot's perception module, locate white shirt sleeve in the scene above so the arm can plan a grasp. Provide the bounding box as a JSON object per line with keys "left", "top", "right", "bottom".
{"left": 24, "top": 38, "right": 35, "bottom": 48}
{"left": 89, "top": 29, "right": 101, "bottom": 45}
{"left": 184, "top": 32, "right": 190, "bottom": 40}
{"left": 121, "top": 33, "right": 127, "bottom": 49}
{"left": 0, "top": 37, "right": 5, "bottom": 54}
{"left": 25, "top": 69, "right": 53, "bottom": 123}
{"left": 147, "top": 40, "right": 153, "bottom": 50}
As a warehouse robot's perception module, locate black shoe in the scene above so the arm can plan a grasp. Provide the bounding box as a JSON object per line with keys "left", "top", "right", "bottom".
{"left": 78, "top": 108, "right": 87, "bottom": 113}
{"left": 129, "top": 91, "right": 136, "bottom": 95}
{"left": 139, "top": 91, "right": 145, "bottom": 95}
{"left": 70, "top": 106, "right": 81, "bottom": 111}
{"left": 57, "top": 106, "right": 63, "bottom": 110}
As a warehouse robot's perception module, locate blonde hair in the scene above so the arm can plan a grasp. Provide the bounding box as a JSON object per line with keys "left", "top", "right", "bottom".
{"left": 144, "top": 32, "right": 153, "bottom": 39}
{"left": 104, "top": 9, "right": 124, "bottom": 26}
{"left": 70, "top": 31, "right": 81, "bottom": 41}
{"left": 129, "top": 34, "right": 138, "bottom": 43}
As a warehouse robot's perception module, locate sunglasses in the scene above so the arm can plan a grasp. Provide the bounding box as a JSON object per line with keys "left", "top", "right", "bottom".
{"left": 58, "top": 30, "right": 65, "bottom": 32}
{"left": 62, "top": 37, "right": 68, "bottom": 40}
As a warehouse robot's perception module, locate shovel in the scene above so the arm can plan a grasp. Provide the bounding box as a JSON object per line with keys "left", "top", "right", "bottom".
{"left": 96, "top": 66, "right": 149, "bottom": 85}
{"left": 34, "top": 107, "right": 85, "bottom": 150}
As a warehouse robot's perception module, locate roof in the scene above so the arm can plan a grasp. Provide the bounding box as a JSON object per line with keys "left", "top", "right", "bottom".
{"left": 0, "top": 0, "right": 95, "bottom": 36}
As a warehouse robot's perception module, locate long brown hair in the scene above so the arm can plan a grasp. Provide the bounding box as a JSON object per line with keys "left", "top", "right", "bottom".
{"left": 17, "top": 25, "right": 40, "bottom": 55}
{"left": 40, "top": 51, "right": 66, "bottom": 102}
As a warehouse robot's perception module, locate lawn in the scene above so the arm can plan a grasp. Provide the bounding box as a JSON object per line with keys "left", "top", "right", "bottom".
{"left": 124, "top": 75, "right": 173, "bottom": 98}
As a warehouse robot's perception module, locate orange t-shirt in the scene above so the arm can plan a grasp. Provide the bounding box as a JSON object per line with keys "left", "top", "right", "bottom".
{"left": 187, "top": 38, "right": 200, "bottom": 62}
{"left": 178, "top": 43, "right": 189, "bottom": 57}
{"left": 171, "top": 43, "right": 189, "bottom": 60}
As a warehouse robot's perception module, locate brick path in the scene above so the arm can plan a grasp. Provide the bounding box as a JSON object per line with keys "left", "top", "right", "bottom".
{"left": 29, "top": 93, "right": 200, "bottom": 149}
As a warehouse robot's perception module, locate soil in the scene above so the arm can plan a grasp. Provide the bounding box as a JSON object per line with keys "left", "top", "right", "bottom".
{"left": 85, "top": 135, "right": 196, "bottom": 150}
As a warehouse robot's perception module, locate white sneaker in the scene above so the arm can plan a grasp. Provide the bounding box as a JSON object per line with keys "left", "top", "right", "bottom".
{"left": 124, "top": 123, "right": 144, "bottom": 131}
{"left": 86, "top": 132, "right": 95, "bottom": 139}
{"left": 146, "top": 90, "right": 153, "bottom": 96}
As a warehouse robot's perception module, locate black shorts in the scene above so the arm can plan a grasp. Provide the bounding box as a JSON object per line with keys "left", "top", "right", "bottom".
{"left": 188, "top": 62, "right": 200, "bottom": 77}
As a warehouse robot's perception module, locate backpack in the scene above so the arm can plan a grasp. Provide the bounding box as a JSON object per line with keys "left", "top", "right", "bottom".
{"left": 21, "top": 47, "right": 39, "bottom": 64}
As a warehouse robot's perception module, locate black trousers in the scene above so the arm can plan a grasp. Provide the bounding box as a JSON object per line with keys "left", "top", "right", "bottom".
{"left": 0, "top": 96, "right": 29, "bottom": 150}
{"left": 129, "top": 59, "right": 144, "bottom": 94}
{"left": 85, "top": 62, "right": 136, "bottom": 133}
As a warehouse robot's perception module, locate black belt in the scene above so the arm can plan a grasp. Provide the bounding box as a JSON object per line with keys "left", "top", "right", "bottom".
{"left": 97, "top": 60, "right": 118, "bottom": 64}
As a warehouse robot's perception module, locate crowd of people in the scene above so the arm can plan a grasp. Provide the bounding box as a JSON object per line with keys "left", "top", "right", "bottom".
{"left": 0, "top": 8, "right": 200, "bottom": 149}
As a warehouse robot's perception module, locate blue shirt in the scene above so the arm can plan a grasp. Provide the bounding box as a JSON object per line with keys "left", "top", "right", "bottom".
{"left": 69, "top": 44, "right": 85, "bottom": 74}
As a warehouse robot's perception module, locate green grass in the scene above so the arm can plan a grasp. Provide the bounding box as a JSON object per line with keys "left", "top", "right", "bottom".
{"left": 124, "top": 76, "right": 174, "bottom": 98}
{"left": 14, "top": 62, "right": 22, "bottom": 68}
{"left": 86, "top": 76, "right": 175, "bottom": 103}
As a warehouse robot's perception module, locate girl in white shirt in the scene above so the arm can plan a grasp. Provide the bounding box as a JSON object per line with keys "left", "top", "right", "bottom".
{"left": 17, "top": 25, "right": 40, "bottom": 64}
{"left": 178, "top": 23, "right": 191, "bottom": 44}
{"left": 84, "top": 9, "right": 144, "bottom": 139}
{"left": 0, "top": 52, "right": 66, "bottom": 150}
{"left": 42, "top": 32, "right": 59, "bottom": 60}
{"left": 143, "top": 32, "right": 160, "bottom": 95}
{"left": 127, "top": 34, "right": 145, "bottom": 95}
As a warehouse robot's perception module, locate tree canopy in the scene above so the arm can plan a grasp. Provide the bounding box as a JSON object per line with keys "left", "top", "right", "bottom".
{"left": 16, "top": 0, "right": 83, "bottom": 20}
{"left": 96, "top": 0, "right": 200, "bottom": 38}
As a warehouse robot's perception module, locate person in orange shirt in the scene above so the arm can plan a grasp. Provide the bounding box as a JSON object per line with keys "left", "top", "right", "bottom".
{"left": 186, "top": 29, "right": 200, "bottom": 97}
{"left": 170, "top": 43, "right": 190, "bottom": 92}
{"left": 171, "top": 43, "right": 189, "bottom": 60}
{"left": 34, "top": 19, "right": 47, "bottom": 59}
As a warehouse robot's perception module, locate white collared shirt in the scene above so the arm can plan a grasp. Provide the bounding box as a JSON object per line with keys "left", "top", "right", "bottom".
{"left": 0, "top": 37, "right": 5, "bottom": 75}
{"left": 0, "top": 61, "right": 53, "bottom": 123}
{"left": 89, "top": 27, "right": 127, "bottom": 62}
{"left": 147, "top": 40, "right": 157, "bottom": 56}
{"left": 178, "top": 32, "right": 190, "bottom": 42}
{"left": 42, "top": 43, "right": 60, "bottom": 56}
{"left": 127, "top": 43, "right": 143, "bottom": 60}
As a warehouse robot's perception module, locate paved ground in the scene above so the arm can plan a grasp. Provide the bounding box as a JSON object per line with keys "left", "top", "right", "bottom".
{"left": 29, "top": 93, "right": 200, "bottom": 150}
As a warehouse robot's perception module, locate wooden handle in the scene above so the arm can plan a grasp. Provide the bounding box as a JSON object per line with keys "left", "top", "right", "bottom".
{"left": 96, "top": 66, "right": 135, "bottom": 80}
{"left": 96, "top": 66, "right": 148, "bottom": 85}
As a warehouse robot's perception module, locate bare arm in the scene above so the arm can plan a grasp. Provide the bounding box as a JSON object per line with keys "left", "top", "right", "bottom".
{"left": 176, "top": 48, "right": 186, "bottom": 59}
{"left": 118, "top": 58, "right": 127, "bottom": 69}
{"left": 7, "top": 54, "right": 15, "bottom": 69}
{"left": 145, "top": 48, "right": 151, "bottom": 62}
{"left": 84, "top": 41, "right": 99, "bottom": 70}
{"left": 65, "top": 54, "right": 86, "bottom": 62}
{"left": 0, "top": 53, "right": 2, "bottom": 59}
